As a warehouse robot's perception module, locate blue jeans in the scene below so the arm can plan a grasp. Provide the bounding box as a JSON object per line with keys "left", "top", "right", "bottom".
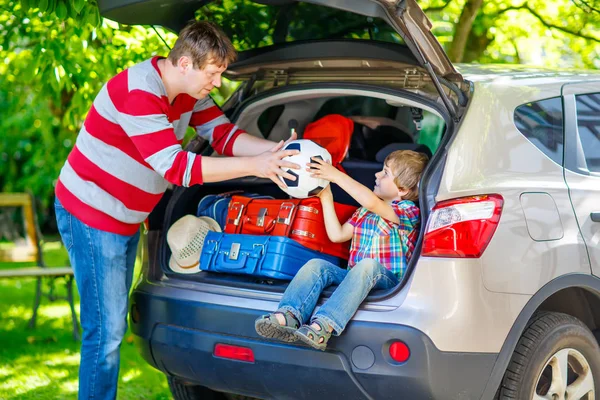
{"left": 278, "top": 258, "right": 398, "bottom": 335}
{"left": 55, "top": 198, "right": 140, "bottom": 400}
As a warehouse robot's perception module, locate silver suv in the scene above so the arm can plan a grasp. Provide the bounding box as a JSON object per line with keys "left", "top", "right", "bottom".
{"left": 99, "top": 0, "right": 600, "bottom": 399}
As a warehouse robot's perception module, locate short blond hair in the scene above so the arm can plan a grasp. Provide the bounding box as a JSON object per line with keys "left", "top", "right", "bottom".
{"left": 168, "top": 21, "right": 237, "bottom": 69}
{"left": 384, "top": 150, "right": 429, "bottom": 202}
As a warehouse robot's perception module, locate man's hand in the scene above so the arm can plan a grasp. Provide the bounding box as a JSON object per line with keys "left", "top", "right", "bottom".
{"left": 284, "top": 130, "right": 298, "bottom": 146}
{"left": 251, "top": 140, "right": 300, "bottom": 189}
{"left": 307, "top": 157, "right": 343, "bottom": 183}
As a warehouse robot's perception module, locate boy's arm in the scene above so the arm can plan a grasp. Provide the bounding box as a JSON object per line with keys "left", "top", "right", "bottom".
{"left": 309, "top": 158, "right": 400, "bottom": 224}
{"left": 318, "top": 186, "right": 354, "bottom": 243}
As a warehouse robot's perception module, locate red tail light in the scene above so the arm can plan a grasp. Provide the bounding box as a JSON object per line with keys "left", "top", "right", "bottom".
{"left": 422, "top": 194, "right": 503, "bottom": 258}
{"left": 213, "top": 343, "right": 255, "bottom": 363}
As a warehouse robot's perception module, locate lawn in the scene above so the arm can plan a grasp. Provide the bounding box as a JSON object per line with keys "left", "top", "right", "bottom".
{"left": 0, "top": 239, "right": 171, "bottom": 400}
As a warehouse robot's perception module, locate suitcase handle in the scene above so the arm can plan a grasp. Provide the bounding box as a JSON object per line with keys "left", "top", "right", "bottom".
{"left": 215, "top": 245, "right": 264, "bottom": 272}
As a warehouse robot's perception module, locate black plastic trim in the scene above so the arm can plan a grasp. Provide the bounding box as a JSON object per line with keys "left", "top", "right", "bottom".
{"left": 480, "top": 273, "right": 600, "bottom": 399}
{"left": 227, "top": 39, "right": 419, "bottom": 74}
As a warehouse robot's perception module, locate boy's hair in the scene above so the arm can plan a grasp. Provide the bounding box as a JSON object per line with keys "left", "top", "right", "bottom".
{"left": 168, "top": 21, "right": 237, "bottom": 69}
{"left": 384, "top": 150, "right": 429, "bottom": 202}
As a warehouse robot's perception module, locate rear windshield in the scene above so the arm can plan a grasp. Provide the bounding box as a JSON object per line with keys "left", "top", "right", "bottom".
{"left": 196, "top": 1, "right": 405, "bottom": 51}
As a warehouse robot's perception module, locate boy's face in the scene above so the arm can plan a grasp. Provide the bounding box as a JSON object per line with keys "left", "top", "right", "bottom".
{"left": 179, "top": 57, "right": 226, "bottom": 99}
{"left": 374, "top": 164, "right": 405, "bottom": 201}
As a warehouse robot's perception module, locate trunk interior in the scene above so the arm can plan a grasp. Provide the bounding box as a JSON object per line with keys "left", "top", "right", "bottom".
{"left": 150, "top": 87, "right": 449, "bottom": 297}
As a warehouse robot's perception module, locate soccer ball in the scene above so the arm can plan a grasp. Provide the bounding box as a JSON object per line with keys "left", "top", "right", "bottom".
{"left": 279, "top": 140, "right": 332, "bottom": 199}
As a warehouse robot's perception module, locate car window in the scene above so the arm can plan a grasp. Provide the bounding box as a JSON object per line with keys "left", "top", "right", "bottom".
{"left": 514, "top": 97, "right": 563, "bottom": 165}
{"left": 575, "top": 93, "right": 600, "bottom": 173}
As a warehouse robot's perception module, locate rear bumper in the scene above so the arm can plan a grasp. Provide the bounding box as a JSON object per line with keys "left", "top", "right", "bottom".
{"left": 130, "top": 287, "right": 498, "bottom": 400}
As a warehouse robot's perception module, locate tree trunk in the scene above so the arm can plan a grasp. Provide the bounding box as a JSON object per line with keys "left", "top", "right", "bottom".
{"left": 447, "top": 0, "right": 485, "bottom": 63}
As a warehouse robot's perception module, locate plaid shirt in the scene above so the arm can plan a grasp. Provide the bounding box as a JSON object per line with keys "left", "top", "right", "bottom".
{"left": 347, "top": 200, "right": 420, "bottom": 279}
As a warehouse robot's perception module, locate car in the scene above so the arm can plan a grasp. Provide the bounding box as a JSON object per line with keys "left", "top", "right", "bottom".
{"left": 98, "top": 0, "right": 600, "bottom": 399}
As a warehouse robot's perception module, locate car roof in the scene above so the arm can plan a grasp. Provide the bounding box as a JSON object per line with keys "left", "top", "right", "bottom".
{"left": 457, "top": 63, "right": 600, "bottom": 86}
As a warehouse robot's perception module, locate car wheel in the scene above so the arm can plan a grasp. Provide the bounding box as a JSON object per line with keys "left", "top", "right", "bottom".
{"left": 499, "top": 311, "right": 600, "bottom": 400}
{"left": 168, "top": 377, "right": 258, "bottom": 400}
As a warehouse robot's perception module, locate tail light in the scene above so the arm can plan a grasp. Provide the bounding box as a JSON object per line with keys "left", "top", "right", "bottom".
{"left": 422, "top": 194, "right": 503, "bottom": 258}
{"left": 214, "top": 343, "right": 255, "bottom": 363}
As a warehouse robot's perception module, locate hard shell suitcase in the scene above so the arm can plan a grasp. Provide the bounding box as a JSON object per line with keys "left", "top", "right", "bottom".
{"left": 224, "top": 195, "right": 358, "bottom": 260}
{"left": 224, "top": 196, "right": 300, "bottom": 236}
{"left": 200, "top": 231, "right": 341, "bottom": 280}
{"left": 196, "top": 191, "right": 273, "bottom": 229}
{"left": 290, "top": 198, "right": 357, "bottom": 259}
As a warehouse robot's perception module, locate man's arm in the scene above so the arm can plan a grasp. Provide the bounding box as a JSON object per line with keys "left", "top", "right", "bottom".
{"left": 121, "top": 92, "right": 299, "bottom": 188}
{"left": 190, "top": 97, "right": 296, "bottom": 157}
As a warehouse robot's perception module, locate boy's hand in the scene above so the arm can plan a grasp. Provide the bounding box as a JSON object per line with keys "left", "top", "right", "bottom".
{"left": 307, "top": 157, "right": 342, "bottom": 183}
{"left": 251, "top": 141, "right": 300, "bottom": 189}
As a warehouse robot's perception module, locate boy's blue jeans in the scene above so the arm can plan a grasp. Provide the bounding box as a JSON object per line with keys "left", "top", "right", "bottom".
{"left": 278, "top": 258, "right": 399, "bottom": 335}
{"left": 55, "top": 198, "right": 140, "bottom": 400}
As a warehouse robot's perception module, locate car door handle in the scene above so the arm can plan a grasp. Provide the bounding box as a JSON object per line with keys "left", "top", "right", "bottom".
{"left": 592, "top": 212, "right": 600, "bottom": 223}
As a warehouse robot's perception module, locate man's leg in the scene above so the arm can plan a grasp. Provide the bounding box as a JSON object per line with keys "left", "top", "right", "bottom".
{"left": 278, "top": 258, "right": 347, "bottom": 325}
{"left": 313, "top": 259, "right": 398, "bottom": 335}
{"left": 55, "top": 199, "right": 140, "bottom": 400}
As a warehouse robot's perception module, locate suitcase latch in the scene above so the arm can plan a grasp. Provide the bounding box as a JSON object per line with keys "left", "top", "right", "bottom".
{"left": 298, "top": 205, "right": 319, "bottom": 214}
{"left": 292, "top": 229, "right": 315, "bottom": 239}
{"left": 277, "top": 202, "right": 296, "bottom": 225}
{"left": 229, "top": 243, "right": 241, "bottom": 260}
{"left": 227, "top": 202, "right": 245, "bottom": 226}
{"left": 257, "top": 208, "right": 268, "bottom": 227}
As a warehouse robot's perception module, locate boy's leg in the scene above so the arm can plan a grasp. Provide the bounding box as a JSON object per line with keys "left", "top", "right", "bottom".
{"left": 55, "top": 199, "right": 140, "bottom": 400}
{"left": 313, "top": 258, "right": 398, "bottom": 335}
{"left": 278, "top": 258, "right": 347, "bottom": 325}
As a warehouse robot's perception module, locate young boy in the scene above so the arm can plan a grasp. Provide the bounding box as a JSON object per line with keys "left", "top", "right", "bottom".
{"left": 255, "top": 150, "right": 428, "bottom": 350}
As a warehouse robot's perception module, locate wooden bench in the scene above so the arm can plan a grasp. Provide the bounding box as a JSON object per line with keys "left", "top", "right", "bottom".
{"left": 0, "top": 192, "right": 80, "bottom": 340}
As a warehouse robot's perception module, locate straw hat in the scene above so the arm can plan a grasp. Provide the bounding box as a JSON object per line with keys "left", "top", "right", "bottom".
{"left": 167, "top": 215, "right": 221, "bottom": 274}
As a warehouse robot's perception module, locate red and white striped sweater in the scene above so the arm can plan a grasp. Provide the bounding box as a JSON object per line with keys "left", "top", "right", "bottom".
{"left": 56, "top": 56, "right": 244, "bottom": 235}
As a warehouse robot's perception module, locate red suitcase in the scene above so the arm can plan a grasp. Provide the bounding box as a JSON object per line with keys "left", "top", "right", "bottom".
{"left": 224, "top": 196, "right": 357, "bottom": 260}
{"left": 224, "top": 196, "right": 300, "bottom": 236}
{"left": 289, "top": 198, "right": 357, "bottom": 259}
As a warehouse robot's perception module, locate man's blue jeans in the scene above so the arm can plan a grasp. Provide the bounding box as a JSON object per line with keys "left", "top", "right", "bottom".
{"left": 55, "top": 198, "right": 140, "bottom": 400}
{"left": 278, "top": 258, "right": 398, "bottom": 335}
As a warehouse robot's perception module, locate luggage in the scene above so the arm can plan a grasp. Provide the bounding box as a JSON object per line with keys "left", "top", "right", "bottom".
{"left": 290, "top": 198, "right": 357, "bottom": 259}
{"left": 224, "top": 196, "right": 358, "bottom": 260}
{"left": 197, "top": 191, "right": 273, "bottom": 229}
{"left": 200, "top": 231, "right": 341, "bottom": 280}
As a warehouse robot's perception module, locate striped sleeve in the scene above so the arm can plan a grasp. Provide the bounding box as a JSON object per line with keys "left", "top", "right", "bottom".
{"left": 189, "top": 97, "right": 245, "bottom": 156}
{"left": 118, "top": 89, "right": 203, "bottom": 187}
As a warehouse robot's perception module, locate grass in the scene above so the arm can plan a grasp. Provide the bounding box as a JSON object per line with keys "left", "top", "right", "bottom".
{"left": 0, "top": 239, "right": 171, "bottom": 400}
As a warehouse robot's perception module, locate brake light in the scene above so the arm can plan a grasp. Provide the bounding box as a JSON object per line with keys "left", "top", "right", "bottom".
{"left": 213, "top": 343, "right": 255, "bottom": 363}
{"left": 422, "top": 194, "right": 503, "bottom": 258}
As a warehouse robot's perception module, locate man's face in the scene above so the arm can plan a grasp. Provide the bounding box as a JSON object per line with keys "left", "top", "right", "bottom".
{"left": 181, "top": 58, "right": 227, "bottom": 99}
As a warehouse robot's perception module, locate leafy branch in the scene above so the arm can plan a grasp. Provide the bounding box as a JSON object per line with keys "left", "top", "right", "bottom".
{"left": 498, "top": 3, "right": 600, "bottom": 42}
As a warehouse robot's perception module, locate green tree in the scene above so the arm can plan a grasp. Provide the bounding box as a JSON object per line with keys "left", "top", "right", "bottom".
{"left": 0, "top": 0, "right": 175, "bottom": 227}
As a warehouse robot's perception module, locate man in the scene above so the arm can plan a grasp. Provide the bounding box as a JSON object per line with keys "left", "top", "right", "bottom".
{"left": 54, "top": 21, "right": 298, "bottom": 399}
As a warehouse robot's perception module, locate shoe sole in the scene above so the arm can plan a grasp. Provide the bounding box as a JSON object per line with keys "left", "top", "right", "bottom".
{"left": 255, "top": 320, "right": 298, "bottom": 343}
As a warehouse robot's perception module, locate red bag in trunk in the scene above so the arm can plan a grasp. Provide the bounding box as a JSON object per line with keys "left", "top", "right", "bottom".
{"left": 224, "top": 196, "right": 357, "bottom": 260}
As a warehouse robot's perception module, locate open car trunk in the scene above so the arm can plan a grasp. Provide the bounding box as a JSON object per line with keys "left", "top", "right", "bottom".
{"left": 148, "top": 85, "right": 451, "bottom": 297}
